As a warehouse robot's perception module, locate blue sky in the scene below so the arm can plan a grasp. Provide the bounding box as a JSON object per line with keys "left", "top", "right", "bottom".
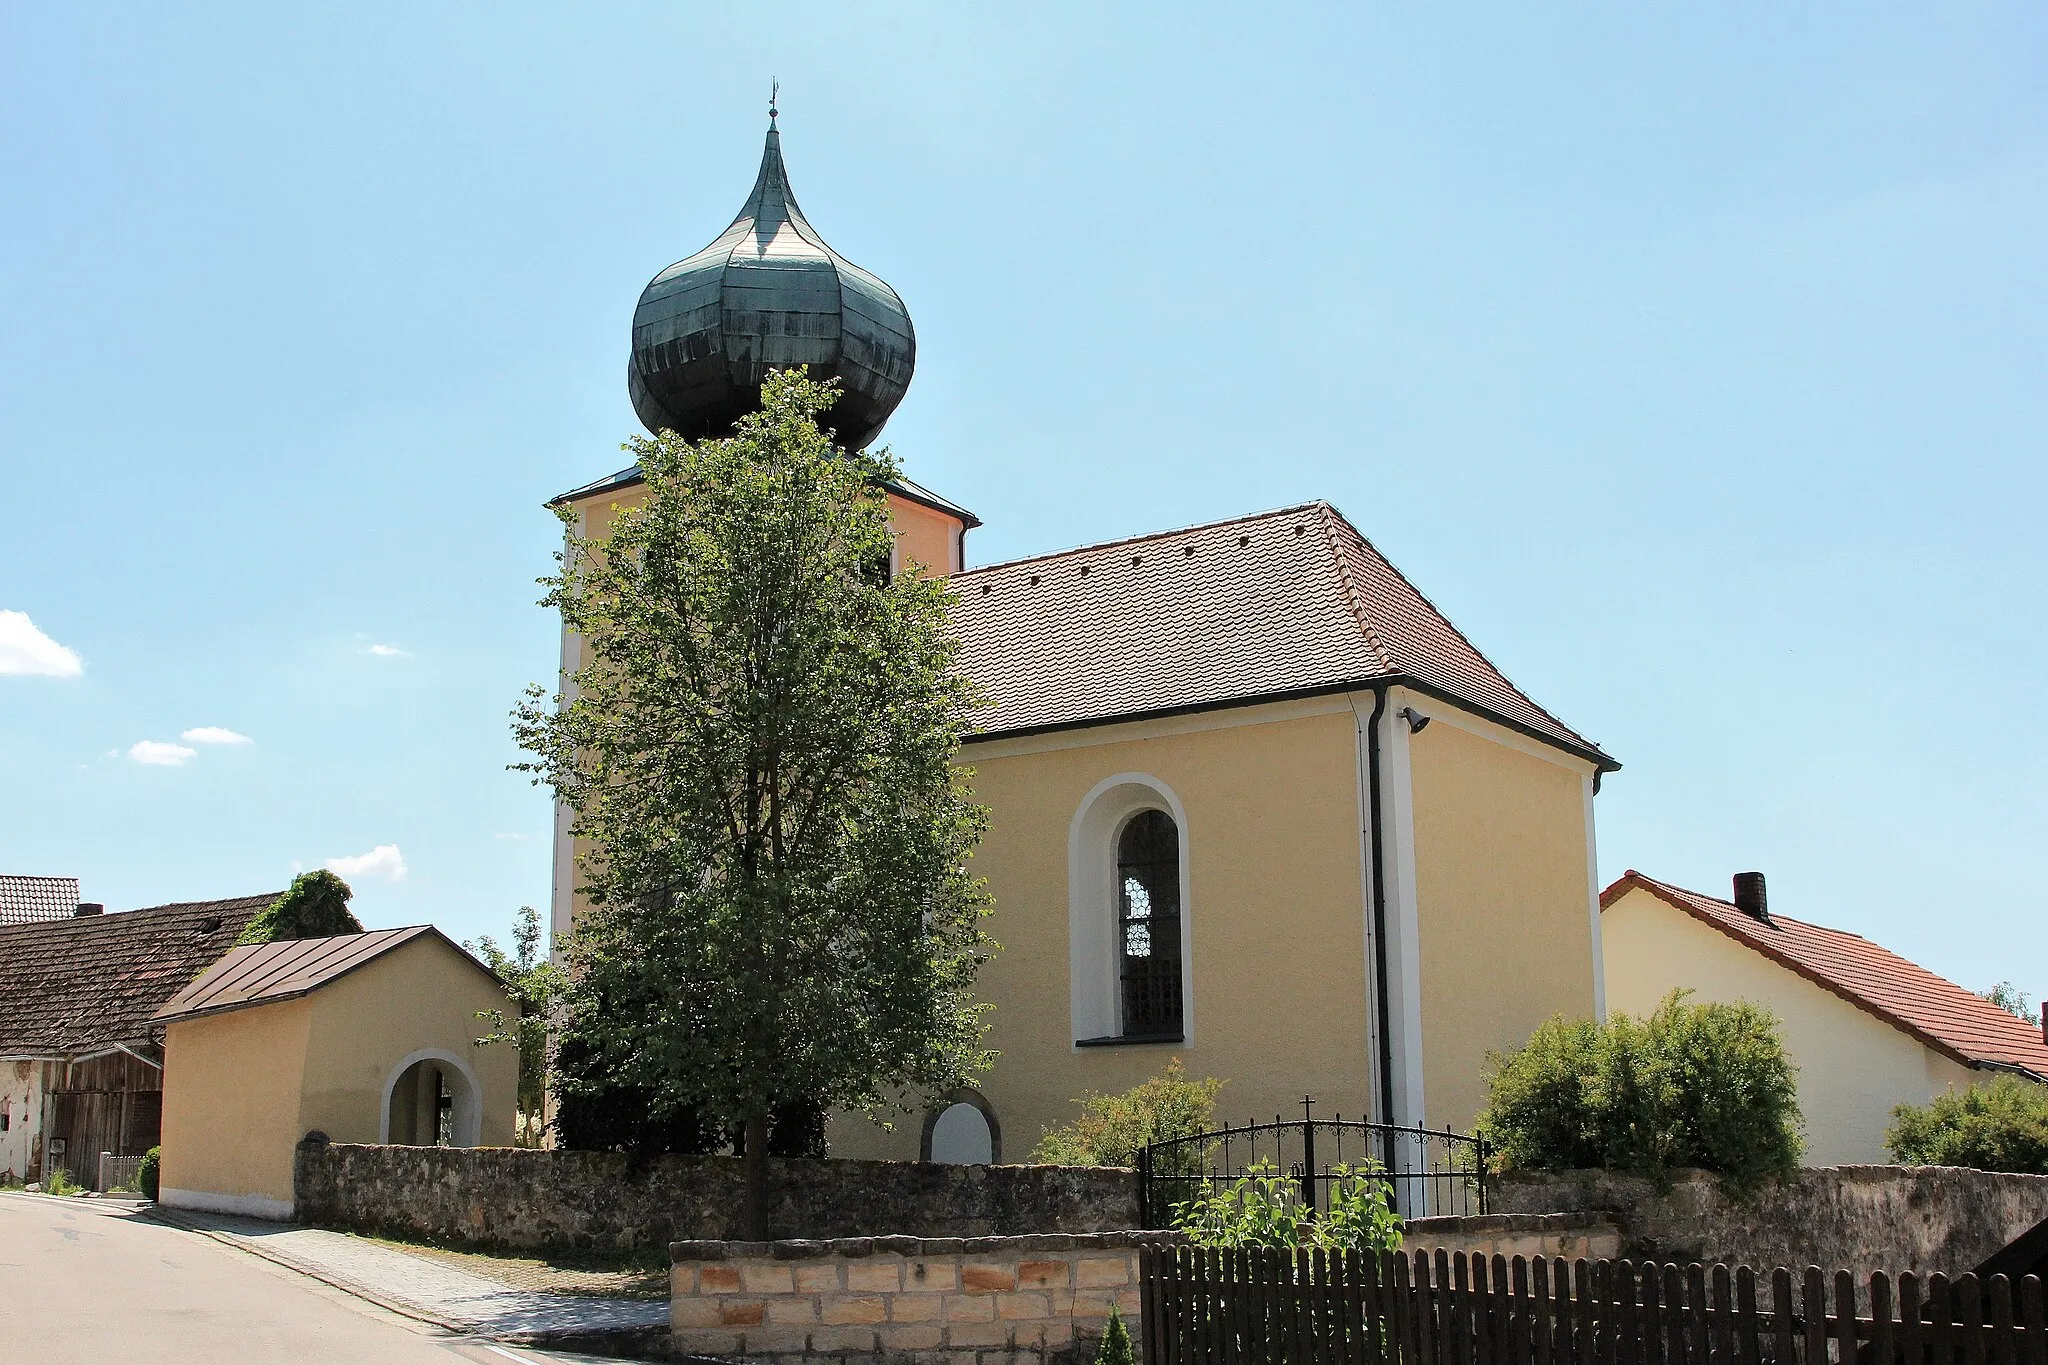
{"left": 3, "top": 5, "right": 2042, "bottom": 999}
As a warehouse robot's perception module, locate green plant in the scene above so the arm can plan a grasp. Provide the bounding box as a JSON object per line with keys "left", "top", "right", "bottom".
{"left": 1096, "top": 1304, "right": 1135, "bottom": 1365}
{"left": 1886, "top": 1076, "right": 2048, "bottom": 1174}
{"left": 1172, "top": 1159, "right": 1403, "bottom": 1252}
{"left": 44, "top": 1166, "right": 83, "bottom": 1197}
{"left": 238, "top": 870, "right": 364, "bottom": 945}
{"left": 467, "top": 905, "right": 565, "bottom": 1147}
{"left": 1479, "top": 990, "right": 1803, "bottom": 1188}
{"left": 516, "top": 369, "right": 994, "bottom": 1237}
{"left": 1029, "top": 1058, "right": 1223, "bottom": 1173}
{"left": 139, "top": 1146, "right": 160, "bottom": 1200}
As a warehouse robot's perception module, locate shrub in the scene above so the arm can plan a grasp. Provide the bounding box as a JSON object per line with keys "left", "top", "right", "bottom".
{"left": 1173, "top": 1158, "right": 1403, "bottom": 1252}
{"left": 1028, "top": 1058, "right": 1222, "bottom": 1171}
{"left": 44, "top": 1166, "right": 83, "bottom": 1197}
{"left": 238, "top": 870, "right": 364, "bottom": 945}
{"left": 1886, "top": 1076, "right": 2048, "bottom": 1173}
{"left": 1096, "top": 1305, "right": 1135, "bottom": 1365}
{"left": 139, "top": 1146, "right": 160, "bottom": 1201}
{"left": 1479, "top": 990, "right": 1803, "bottom": 1187}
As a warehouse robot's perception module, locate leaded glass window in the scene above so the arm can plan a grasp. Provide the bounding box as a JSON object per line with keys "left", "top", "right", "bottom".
{"left": 1116, "top": 809, "right": 1183, "bottom": 1037}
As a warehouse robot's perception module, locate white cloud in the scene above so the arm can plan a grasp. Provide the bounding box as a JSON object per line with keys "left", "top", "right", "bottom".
{"left": 493, "top": 832, "right": 532, "bottom": 842}
{"left": 366, "top": 643, "right": 411, "bottom": 658}
{"left": 0, "top": 611, "right": 84, "bottom": 677}
{"left": 325, "top": 843, "right": 408, "bottom": 881}
{"left": 181, "top": 726, "right": 253, "bottom": 746}
{"left": 129, "top": 740, "right": 197, "bottom": 766}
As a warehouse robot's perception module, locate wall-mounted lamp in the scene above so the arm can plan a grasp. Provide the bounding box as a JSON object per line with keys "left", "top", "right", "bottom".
{"left": 1399, "top": 706, "right": 1431, "bottom": 734}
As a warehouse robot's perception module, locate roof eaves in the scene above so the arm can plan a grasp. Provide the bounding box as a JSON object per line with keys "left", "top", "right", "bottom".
{"left": 547, "top": 464, "right": 982, "bottom": 529}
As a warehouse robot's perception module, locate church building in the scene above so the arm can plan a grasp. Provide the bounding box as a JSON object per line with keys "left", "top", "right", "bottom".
{"left": 550, "top": 113, "right": 1619, "bottom": 1168}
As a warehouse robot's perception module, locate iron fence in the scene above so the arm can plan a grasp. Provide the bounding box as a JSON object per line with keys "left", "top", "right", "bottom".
{"left": 1138, "top": 1105, "right": 1488, "bottom": 1227}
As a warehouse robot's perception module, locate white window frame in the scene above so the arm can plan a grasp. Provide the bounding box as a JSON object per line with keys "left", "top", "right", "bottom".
{"left": 1067, "top": 773, "right": 1195, "bottom": 1048}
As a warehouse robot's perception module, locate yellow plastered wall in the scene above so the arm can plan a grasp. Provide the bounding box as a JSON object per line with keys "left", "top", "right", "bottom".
{"left": 830, "top": 704, "right": 1375, "bottom": 1160}
{"left": 160, "top": 998, "right": 314, "bottom": 1213}
{"left": 1408, "top": 716, "right": 1598, "bottom": 1133}
{"left": 1601, "top": 887, "right": 1976, "bottom": 1166}
{"left": 888, "top": 494, "right": 963, "bottom": 576}
{"left": 299, "top": 935, "right": 520, "bottom": 1148}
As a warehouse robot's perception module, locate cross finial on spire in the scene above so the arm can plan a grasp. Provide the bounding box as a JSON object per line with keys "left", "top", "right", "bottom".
{"left": 769, "top": 79, "right": 779, "bottom": 125}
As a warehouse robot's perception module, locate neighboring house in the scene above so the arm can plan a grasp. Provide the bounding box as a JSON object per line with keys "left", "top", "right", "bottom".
{"left": 550, "top": 114, "right": 1622, "bottom": 1169}
{"left": 0, "top": 874, "right": 83, "bottom": 925}
{"left": 153, "top": 926, "right": 518, "bottom": 1219}
{"left": 0, "top": 895, "right": 271, "bottom": 1185}
{"left": 1602, "top": 870, "right": 2048, "bottom": 1166}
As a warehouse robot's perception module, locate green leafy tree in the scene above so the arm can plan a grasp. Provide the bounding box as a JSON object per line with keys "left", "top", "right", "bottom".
{"left": 138, "top": 1147, "right": 160, "bottom": 1201}
{"left": 1479, "top": 990, "right": 1803, "bottom": 1188}
{"left": 1029, "top": 1058, "right": 1223, "bottom": 1173}
{"left": 238, "top": 870, "right": 364, "bottom": 945}
{"left": 1887, "top": 1076, "right": 2048, "bottom": 1174}
{"left": 466, "top": 905, "right": 565, "bottom": 1147}
{"left": 514, "top": 369, "right": 994, "bottom": 1236}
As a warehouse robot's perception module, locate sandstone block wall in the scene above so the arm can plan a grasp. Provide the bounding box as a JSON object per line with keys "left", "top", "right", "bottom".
{"left": 668, "top": 1233, "right": 1170, "bottom": 1365}
{"left": 293, "top": 1142, "right": 1141, "bottom": 1254}
{"left": 1402, "top": 1212, "right": 1620, "bottom": 1262}
{"left": 1494, "top": 1165, "right": 2048, "bottom": 1275}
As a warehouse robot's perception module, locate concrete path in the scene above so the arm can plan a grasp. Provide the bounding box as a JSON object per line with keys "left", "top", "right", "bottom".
{"left": 0, "top": 1192, "right": 658, "bottom": 1363}
{"left": 148, "top": 1204, "right": 673, "bottom": 1343}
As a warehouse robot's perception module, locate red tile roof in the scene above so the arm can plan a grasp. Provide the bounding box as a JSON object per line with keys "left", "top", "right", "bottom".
{"left": 0, "top": 894, "right": 273, "bottom": 1056}
{"left": 153, "top": 926, "right": 500, "bottom": 1024}
{"left": 948, "top": 502, "right": 1613, "bottom": 767}
{"left": 1602, "top": 871, "right": 2048, "bottom": 1080}
{"left": 0, "top": 875, "right": 79, "bottom": 925}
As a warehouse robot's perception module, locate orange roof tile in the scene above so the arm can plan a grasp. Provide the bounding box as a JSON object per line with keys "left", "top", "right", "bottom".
{"left": 949, "top": 502, "right": 1615, "bottom": 768}
{"left": 1602, "top": 871, "right": 2048, "bottom": 1080}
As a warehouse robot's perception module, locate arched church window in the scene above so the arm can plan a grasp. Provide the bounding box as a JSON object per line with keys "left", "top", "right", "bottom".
{"left": 1116, "top": 810, "right": 1183, "bottom": 1037}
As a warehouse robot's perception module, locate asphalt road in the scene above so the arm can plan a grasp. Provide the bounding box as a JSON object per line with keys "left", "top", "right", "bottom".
{"left": 0, "top": 1193, "right": 617, "bottom": 1365}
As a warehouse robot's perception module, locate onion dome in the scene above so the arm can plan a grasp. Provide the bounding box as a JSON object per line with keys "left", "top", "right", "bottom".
{"left": 627, "top": 110, "right": 915, "bottom": 450}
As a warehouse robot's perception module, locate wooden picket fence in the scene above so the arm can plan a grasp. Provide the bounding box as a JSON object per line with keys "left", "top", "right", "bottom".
{"left": 1138, "top": 1246, "right": 2048, "bottom": 1365}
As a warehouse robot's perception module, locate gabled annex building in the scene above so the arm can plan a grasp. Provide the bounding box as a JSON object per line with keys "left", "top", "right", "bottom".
{"left": 550, "top": 111, "right": 1619, "bottom": 1170}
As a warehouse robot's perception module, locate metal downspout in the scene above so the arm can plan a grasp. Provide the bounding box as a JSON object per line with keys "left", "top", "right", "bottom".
{"left": 1361, "top": 685, "right": 1398, "bottom": 1174}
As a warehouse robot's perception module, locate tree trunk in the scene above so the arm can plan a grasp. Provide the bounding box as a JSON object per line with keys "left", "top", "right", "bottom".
{"left": 743, "top": 1110, "right": 771, "bottom": 1240}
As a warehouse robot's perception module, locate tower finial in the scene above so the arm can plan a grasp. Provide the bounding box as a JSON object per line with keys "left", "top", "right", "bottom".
{"left": 769, "top": 79, "right": 779, "bottom": 125}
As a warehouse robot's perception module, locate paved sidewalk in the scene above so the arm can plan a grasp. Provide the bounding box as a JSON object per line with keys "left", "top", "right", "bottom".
{"left": 152, "top": 1205, "right": 672, "bottom": 1345}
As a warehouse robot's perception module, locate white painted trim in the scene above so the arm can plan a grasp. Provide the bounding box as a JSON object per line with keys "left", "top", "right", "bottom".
{"left": 378, "top": 1047, "right": 484, "bottom": 1147}
{"left": 1380, "top": 706, "right": 1428, "bottom": 1134}
{"left": 1066, "top": 772, "right": 1196, "bottom": 1049}
{"left": 1583, "top": 773, "right": 1606, "bottom": 1021}
{"left": 968, "top": 695, "right": 1356, "bottom": 761}
{"left": 161, "top": 1187, "right": 294, "bottom": 1221}
{"left": 1346, "top": 699, "right": 1385, "bottom": 1128}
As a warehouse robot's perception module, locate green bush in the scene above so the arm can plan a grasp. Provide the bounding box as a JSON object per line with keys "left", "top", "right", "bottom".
{"left": 139, "top": 1146, "right": 161, "bottom": 1201}
{"left": 238, "top": 870, "right": 364, "bottom": 945}
{"left": 1173, "top": 1159, "right": 1403, "bottom": 1252}
{"left": 1096, "top": 1305, "right": 1135, "bottom": 1365}
{"left": 1028, "top": 1058, "right": 1222, "bottom": 1172}
{"left": 1886, "top": 1076, "right": 2048, "bottom": 1173}
{"left": 1479, "top": 990, "right": 1803, "bottom": 1188}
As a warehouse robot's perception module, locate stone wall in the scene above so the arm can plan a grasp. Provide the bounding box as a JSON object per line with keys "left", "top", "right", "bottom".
{"left": 669, "top": 1232, "right": 1166, "bottom": 1365}
{"left": 1494, "top": 1165, "right": 2048, "bottom": 1275}
{"left": 1403, "top": 1212, "right": 1620, "bottom": 1263}
{"left": 292, "top": 1140, "right": 1141, "bottom": 1254}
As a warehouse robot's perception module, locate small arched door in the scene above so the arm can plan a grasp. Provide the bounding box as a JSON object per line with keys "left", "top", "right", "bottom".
{"left": 382, "top": 1052, "right": 482, "bottom": 1147}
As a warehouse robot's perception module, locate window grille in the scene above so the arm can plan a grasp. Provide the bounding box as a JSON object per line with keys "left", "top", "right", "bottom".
{"left": 1117, "top": 810, "right": 1183, "bottom": 1036}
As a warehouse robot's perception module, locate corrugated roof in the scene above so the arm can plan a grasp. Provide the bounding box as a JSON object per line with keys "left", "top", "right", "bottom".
{"left": 1603, "top": 871, "right": 2048, "bottom": 1080}
{"left": 0, "top": 894, "right": 273, "bottom": 1056}
{"left": 947, "top": 501, "right": 1613, "bottom": 766}
{"left": 0, "top": 874, "right": 78, "bottom": 925}
{"left": 152, "top": 926, "right": 499, "bottom": 1024}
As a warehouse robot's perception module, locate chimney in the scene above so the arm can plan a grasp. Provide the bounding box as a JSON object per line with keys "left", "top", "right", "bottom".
{"left": 73, "top": 902, "right": 104, "bottom": 917}
{"left": 1732, "top": 873, "right": 1768, "bottom": 924}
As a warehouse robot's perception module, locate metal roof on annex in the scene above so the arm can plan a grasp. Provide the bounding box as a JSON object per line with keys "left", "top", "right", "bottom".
{"left": 152, "top": 925, "right": 501, "bottom": 1025}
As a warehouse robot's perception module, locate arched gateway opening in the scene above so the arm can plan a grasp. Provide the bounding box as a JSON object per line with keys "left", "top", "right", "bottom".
{"left": 380, "top": 1049, "right": 483, "bottom": 1148}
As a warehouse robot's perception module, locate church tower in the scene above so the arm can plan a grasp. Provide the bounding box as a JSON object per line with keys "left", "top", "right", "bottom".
{"left": 552, "top": 104, "right": 977, "bottom": 577}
